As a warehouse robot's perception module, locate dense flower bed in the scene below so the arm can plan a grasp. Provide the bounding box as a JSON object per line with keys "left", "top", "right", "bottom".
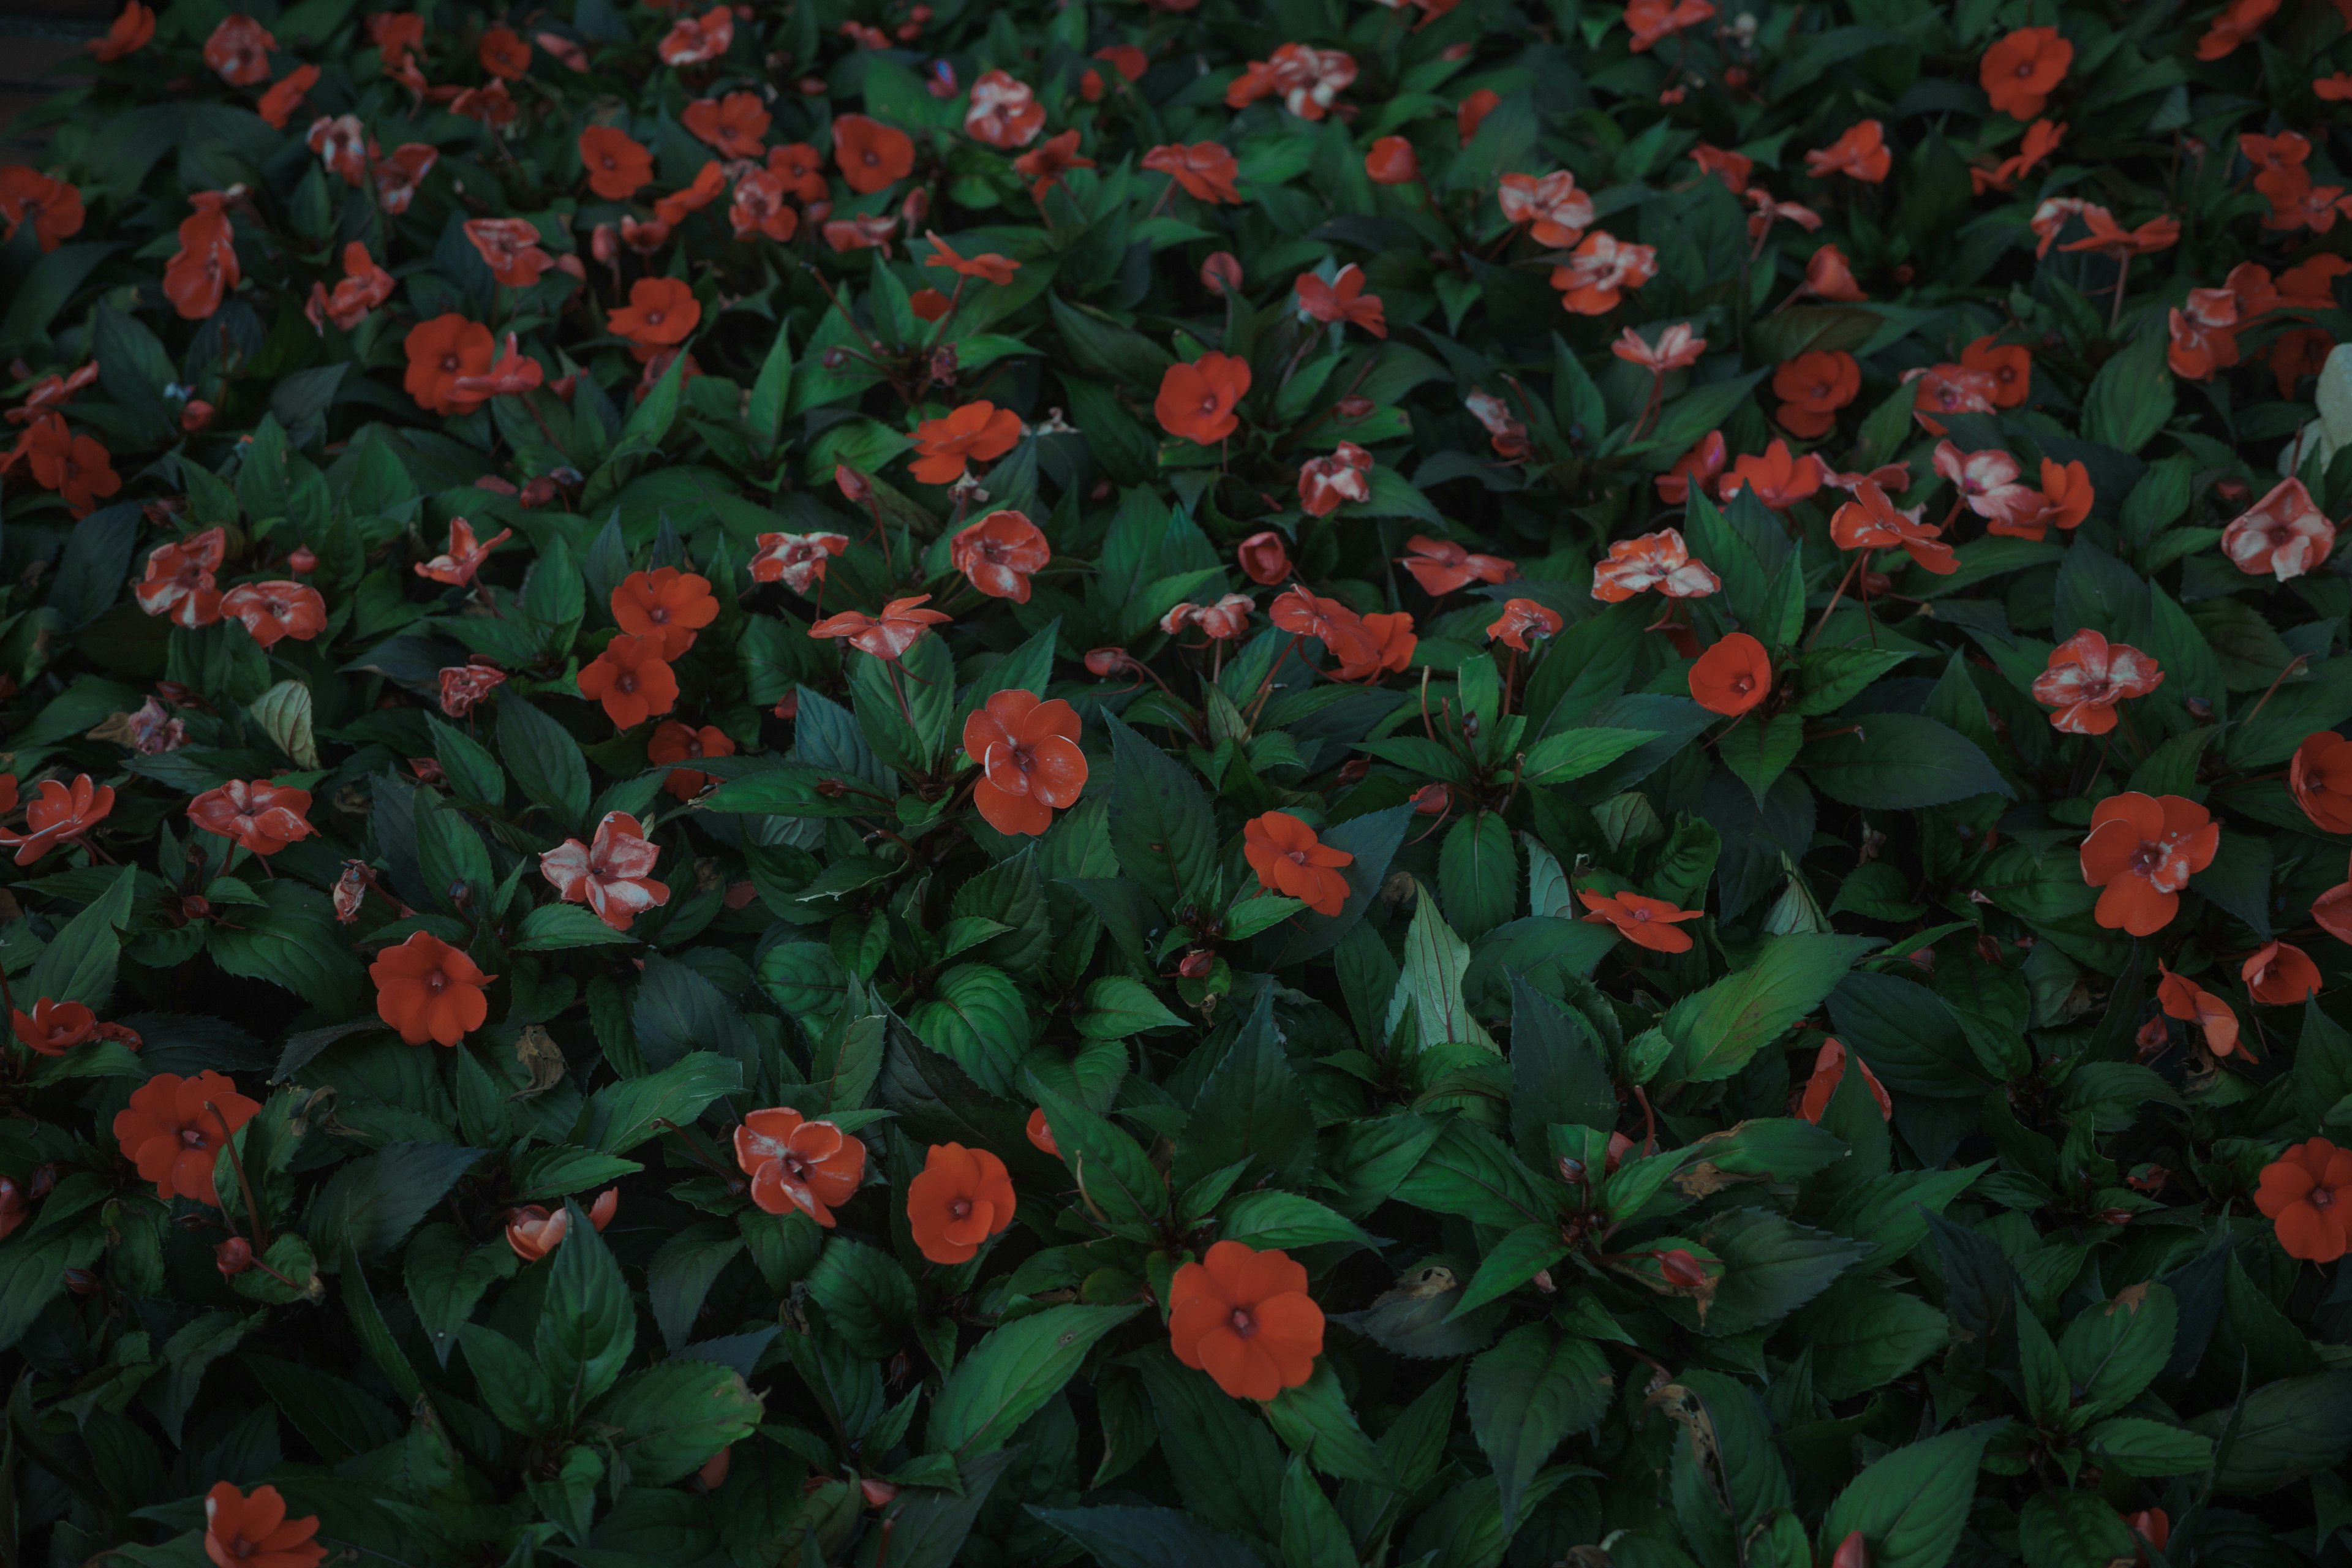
{"left": 2, "top": 0, "right": 2352, "bottom": 1564}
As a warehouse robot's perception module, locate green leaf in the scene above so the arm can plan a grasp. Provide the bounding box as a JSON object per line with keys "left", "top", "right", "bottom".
{"left": 1262, "top": 1359, "right": 1387, "bottom": 1484}
{"left": 1032, "top": 1507, "right": 1268, "bottom": 1568}
{"left": 24, "top": 863, "right": 138, "bottom": 1009}
{"left": 1438, "top": 812, "right": 1517, "bottom": 943}
{"left": 2081, "top": 328, "right": 2173, "bottom": 454}
{"left": 1662, "top": 935, "right": 1877, "bottom": 1084}
{"left": 1817, "top": 1423, "right": 2000, "bottom": 1568}
{"left": 2083, "top": 1417, "right": 2214, "bottom": 1477}
{"left": 1451, "top": 1223, "right": 1571, "bottom": 1318}
{"left": 1216, "top": 1189, "right": 1376, "bottom": 1251}
{"left": 586, "top": 1052, "right": 743, "bottom": 1153}
{"left": 925, "top": 1304, "right": 1139, "bottom": 1458}
{"left": 1466, "top": 1326, "right": 1610, "bottom": 1531}
{"left": 2203, "top": 1373, "right": 2352, "bottom": 1493}
{"left": 1665, "top": 1207, "right": 1866, "bottom": 1336}
{"left": 1076, "top": 975, "right": 1188, "bottom": 1039}
{"left": 647, "top": 1221, "right": 745, "bottom": 1352}
{"left": 1386, "top": 881, "right": 1494, "bottom": 1052}
{"left": 538, "top": 1197, "right": 636, "bottom": 1418}
{"left": 2058, "top": 1282, "right": 2176, "bottom": 1417}
{"left": 805, "top": 1236, "right": 919, "bottom": 1359}
{"left": 307, "top": 1142, "right": 483, "bottom": 1266}
{"left": 516, "top": 902, "right": 638, "bottom": 950}
{"left": 911, "top": 963, "right": 1030, "bottom": 1096}
{"left": 403, "top": 1223, "right": 515, "bottom": 1367}
{"left": 2018, "top": 1488, "right": 2135, "bottom": 1568}
{"left": 498, "top": 696, "right": 592, "bottom": 832}
{"left": 1105, "top": 713, "right": 1216, "bottom": 910}
{"left": 1800, "top": 714, "right": 2011, "bottom": 808}
{"left": 1518, "top": 727, "right": 1657, "bottom": 785}
{"left": 592, "top": 1360, "right": 763, "bottom": 1484}
{"left": 1803, "top": 1285, "right": 1950, "bottom": 1400}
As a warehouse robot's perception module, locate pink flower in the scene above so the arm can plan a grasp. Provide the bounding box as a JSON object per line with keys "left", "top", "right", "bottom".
{"left": 1611, "top": 323, "right": 1705, "bottom": 372}
{"left": 540, "top": 812, "right": 670, "bottom": 931}
{"left": 1163, "top": 594, "right": 1256, "bottom": 640}
{"left": 416, "top": 518, "right": 513, "bottom": 587}
{"left": 964, "top": 69, "right": 1044, "bottom": 148}
{"left": 1931, "top": 440, "right": 2038, "bottom": 528}
{"left": 1498, "top": 171, "right": 1596, "bottom": 247}
{"left": 1298, "top": 443, "right": 1374, "bottom": 517}
{"left": 657, "top": 5, "right": 733, "bottom": 66}
{"left": 750, "top": 531, "right": 849, "bottom": 595}
{"left": 2222, "top": 477, "right": 2334, "bottom": 582}
{"left": 1591, "top": 529, "right": 1719, "bottom": 602}
{"left": 2032, "top": 630, "right": 2165, "bottom": 736}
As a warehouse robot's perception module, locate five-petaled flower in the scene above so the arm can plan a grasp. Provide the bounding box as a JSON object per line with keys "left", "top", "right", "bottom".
{"left": 579, "top": 126, "right": 654, "bottom": 199}
{"left": 1981, "top": 26, "right": 2072, "bottom": 119}
{"left": 113, "top": 1071, "right": 258, "bottom": 1207}
{"left": 1167, "top": 1240, "right": 1325, "bottom": 1401}
{"left": 507, "top": 1188, "right": 618, "bottom": 1262}
{"left": 1402, "top": 535, "right": 1514, "bottom": 596}
{"left": 221, "top": 581, "right": 326, "bottom": 648}
{"left": 1591, "top": 529, "right": 1720, "bottom": 602}
{"left": 1499, "top": 172, "right": 1596, "bottom": 246}
{"left": 187, "top": 780, "right": 314, "bottom": 856}
{"left": 1142, "top": 142, "right": 1242, "bottom": 204}
{"left": 649, "top": 721, "right": 736, "bottom": 801}
{"left": 1156, "top": 353, "right": 1252, "bottom": 445}
{"left": 1829, "top": 480, "right": 1958, "bottom": 574}
{"left": 541, "top": 812, "right": 671, "bottom": 931}
{"left": 1295, "top": 265, "right": 1387, "bottom": 338}
{"left": 1580, "top": 889, "right": 1703, "bottom": 952}
{"left": 952, "top": 510, "right": 1052, "bottom": 601}
{"left": 734, "top": 1107, "right": 867, "bottom": 1224}
{"left": 1690, "top": 633, "right": 1772, "bottom": 717}
{"left": 833, "top": 114, "right": 916, "bottom": 193}
{"left": 2078, "top": 793, "right": 2218, "bottom": 936}
{"left": 417, "top": 518, "right": 513, "bottom": 587}
{"left": 371, "top": 931, "right": 496, "bottom": 1047}
{"left": 2291, "top": 732, "right": 2352, "bottom": 834}
{"left": 1299, "top": 443, "right": 1375, "bottom": 516}
{"left": 910, "top": 401, "right": 1022, "bottom": 484}
{"left": 749, "top": 531, "right": 848, "bottom": 596}
{"left": 2222, "top": 478, "right": 2335, "bottom": 582}
{"left": 1243, "top": 812, "right": 1354, "bottom": 916}
{"left": 12, "top": 998, "right": 96, "bottom": 1057}
{"left": 809, "top": 595, "right": 952, "bottom": 660}
{"left": 203, "top": 1482, "right": 323, "bottom": 1568}
{"left": 2, "top": 775, "right": 114, "bottom": 865}
{"left": 964, "top": 690, "right": 1087, "bottom": 837}
{"left": 907, "top": 1142, "right": 1017, "bottom": 1264}
{"left": 965, "top": 69, "right": 1044, "bottom": 147}
{"left": 2242, "top": 940, "right": 2321, "bottom": 1006}
{"left": 2157, "top": 965, "right": 2241, "bottom": 1057}
{"left": 1487, "top": 597, "right": 1565, "bottom": 650}
{"left": 2255, "top": 1137, "right": 2351, "bottom": 1261}
{"left": 577, "top": 634, "right": 680, "bottom": 728}
{"left": 2032, "top": 629, "right": 2163, "bottom": 735}
{"left": 612, "top": 568, "right": 717, "bottom": 659}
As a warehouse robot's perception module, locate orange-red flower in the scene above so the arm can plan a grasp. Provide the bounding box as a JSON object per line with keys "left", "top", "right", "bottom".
{"left": 1718, "top": 440, "right": 1823, "bottom": 511}
{"left": 1333, "top": 610, "right": 1416, "bottom": 682}
{"left": 2158, "top": 965, "right": 2241, "bottom": 1057}
{"left": 577, "top": 634, "right": 679, "bottom": 728}
{"left": 1226, "top": 43, "right": 1355, "bottom": 121}
{"left": 2032, "top": 630, "right": 2163, "bottom": 735}
{"left": 1487, "top": 598, "right": 1565, "bottom": 652}
{"left": 2243, "top": 940, "right": 2321, "bottom": 1006}
{"left": 1268, "top": 587, "right": 1379, "bottom": 668}
{"left": 608, "top": 277, "right": 701, "bottom": 356}
{"left": 2196, "top": 0, "right": 2279, "bottom": 61}
{"left": 1773, "top": 352, "right": 1860, "bottom": 439}
{"left": 649, "top": 720, "right": 736, "bottom": 800}
{"left": 1156, "top": 353, "right": 1251, "bottom": 444}
{"left": 307, "top": 241, "right": 395, "bottom": 331}
{"left": 657, "top": 5, "right": 733, "bottom": 66}
{"left": 1295, "top": 265, "right": 1387, "bottom": 338}
{"left": 1142, "top": 142, "right": 1242, "bottom": 205}
{"left": 908, "top": 1142, "right": 1017, "bottom": 1264}
{"left": 1167, "top": 1240, "right": 1325, "bottom": 1401}
{"left": 1593, "top": 529, "right": 1719, "bottom": 601}
{"left": 1690, "top": 633, "right": 1771, "bottom": 717}
{"left": 506, "top": 1188, "right": 618, "bottom": 1262}
{"left": 1657, "top": 434, "right": 1726, "bottom": 505}
{"left": 748, "top": 530, "right": 848, "bottom": 595}
{"left": 1026, "top": 1107, "right": 1059, "bottom": 1156}
{"left": 925, "top": 233, "right": 1019, "bottom": 285}
{"left": 1830, "top": 480, "right": 1957, "bottom": 574}
{"left": 464, "top": 219, "right": 552, "bottom": 288}
{"left": 1244, "top": 812, "right": 1353, "bottom": 916}
{"left": 19, "top": 417, "right": 118, "bottom": 514}
{"left": 221, "top": 581, "right": 327, "bottom": 648}
{"left": 0, "top": 166, "right": 84, "bottom": 253}
{"left": 911, "top": 401, "right": 1023, "bottom": 484}
{"left": 1580, "top": 889, "right": 1702, "bottom": 952}
{"left": 203, "top": 14, "right": 276, "bottom": 86}
{"left": 734, "top": 1107, "right": 867, "bottom": 1224}
{"left": 255, "top": 63, "right": 318, "bottom": 129}
{"left": 1798, "top": 1038, "right": 1891, "bottom": 1123}
{"left": 965, "top": 69, "right": 1044, "bottom": 148}
{"left": 834, "top": 114, "right": 916, "bottom": 193}
{"left": 1300, "top": 443, "right": 1375, "bottom": 517}
{"left": 135, "top": 528, "right": 225, "bottom": 628}
{"left": 579, "top": 126, "right": 655, "bottom": 199}
{"left": 1961, "top": 336, "right": 2033, "bottom": 409}
{"left": 1804, "top": 243, "right": 1866, "bottom": 302}
{"left": 479, "top": 25, "right": 531, "bottom": 78}
{"left": 1980, "top": 26, "right": 2071, "bottom": 118}
{"left": 113, "top": 1071, "right": 258, "bottom": 1207}
{"left": 1012, "top": 128, "right": 1095, "bottom": 200}
{"left": 1458, "top": 88, "right": 1501, "bottom": 145}
{"left": 2293, "top": 732, "right": 2352, "bottom": 834}
{"left": 965, "top": 690, "right": 1087, "bottom": 836}
{"left": 809, "top": 595, "right": 952, "bottom": 660}
{"left": 2255, "top": 1137, "right": 2351, "bottom": 1261}
{"left": 203, "top": 1482, "right": 323, "bottom": 1568}
{"left": 1162, "top": 595, "right": 1256, "bottom": 641}
{"left": 163, "top": 203, "right": 239, "bottom": 320}
{"left": 541, "top": 811, "right": 669, "bottom": 931}
{"left": 1626, "top": 0, "right": 1716, "bottom": 50}
{"left": 415, "top": 518, "right": 512, "bottom": 587}
{"left": 89, "top": 1, "right": 154, "bottom": 61}
{"left": 1551, "top": 230, "right": 1656, "bottom": 314}
{"left": 2, "top": 775, "right": 113, "bottom": 865}
{"left": 611, "top": 568, "right": 717, "bottom": 659}
{"left": 11, "top": 998, "right": 95, "bottom": 1057}
{"left": 728, "top": 167, "right": 799, "bottom": 242}
{"left": 684, "top": 92, "right": 771, "bottom": 157}
{"left": 372, "top": 931, "right": 494, "bottom": 1047}
{"left": 952, "top": 510, "right": 1050, "bottom": 601}
{"left": 1806, "top": 120, "right": 1891, "bottom": 183}
{"left": 188, "top": 780, "right": 315, "bottom": 856}
{"left": 2222, "top": 477, "right": 2334, "bottom": 582}
{"left": 1402, "top": 535, "right": 1514, "bottom": 597}
{"left": 2079, "top": 793, "right": 2217, "bottom": 937}
{"left": 404, "top": 315, "right": 495, "bottom": 416}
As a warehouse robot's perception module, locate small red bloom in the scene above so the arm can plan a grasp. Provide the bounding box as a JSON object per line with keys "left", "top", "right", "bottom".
{"left": 11, "top": 999, "right": 95, "bottom": 1057}
{"left": 809, "top": 595, "right": 951, "bottom": 661}
{"left": 1156, "top": 353, "right": 1252, "bottom": 444}
{"left": 404, "top": 315, "right": 496, "bottom": 416}
{"left": 1142, "top": 143, "right": 1242, "bottom": 205}
{"left": 89, "top": 2, "right": 154, "bottom": 62}
{"left": 188, "top": 780, "right": 315, "bottom": 856}
{"left": 371, "top": 932, "right": 494, "bottom": 1047}
{"left": 221, "top": 581, "right": 327, "bottom": 648}
{"left": 2157, "top": 964, "right": 2241, "bottom": 1057}
{"left": 1980, "top": 26, "right": 2071, "bottom": 119}
{"left": 965, "top": 690, "right": 1087, "bottom": 837}
{"left": 657, "top": 5, "right": 733, "bottom": 66}
{"left": 748, "top": 531, "right": 848, "bottom": 595}
{"left": 506, "top": 1188, "right": 618, "bottom": 1262}
{"left": 1806, "top": 120, "right": 1891, "bottom": 183}
{"left": 113, "top": 1072, "right": 258, "bottom": 1207}
{"left": 540, "top": 812, "right": 670, "bottom": 931}
{"left": 1238, "top": 531, "right": 1292, "bottom": 586}
{"left": 2, "top": 775, "right": 113, "bottom": 865}
{"left": 1365, "top": 136, "right": 1419, "bottom": 185}
{"left": 612, "top": 568, "right": 718, "bottom": 660}
{"left": 1244, "top": 812, "right": 1353, "bottom": 916}
{"left": 952, "top": 510, "right": 1051, "bottom": 602}
{"left": 464, "top": 219, "right": 553, "bottom": 288}
{"left": 1772, "top": 351, "right": 1860, "bottom": 439}
{"left": 1797, "top": 1037, "right": 1892, "bottom": 1122}
{"left": 911, "top": 402, "right": 1022, "bottom": 484}
{"left": 1689, "top": 633, "right": 1771, "bottom": 717}
{"left": 203, "top": 1482, "right": 323, "bottom": 1568}
{"left": 1167, "top": 1240, "right": 1325, "bottom": 1401}
{"left": 203, "top": 14, "right": 276, "bottom": 86}
{"left": 255, "top": 63, "right": 318, "bottom": 129}
{"left": 1579, "top": 889, "right": 1702, "bottom": 953}
{"left": 1401, "top": 535, "right": 1513, "bottom": 596}
{"left": 1829, "top": 480, "right": 1957, "bottom": 574}
{"left": 1592, "top": 529, "right": 1719, "bottom": 602}
{"left": 1299, "top": 443, "right": 1374, "bottom": 517}
{"left": 579, "top": 126, "right": 655, "bottom": 200}
{"left": 608, "top": 277, "right": 701, "bottom": 356}
{"left": 1718, "top": 440, "right": 1823, "bottom": 511}
{"left": 1295, "top": 266, "right": 1386, "bottom": 338}
{"left": 1550, "top": 231, "right": 1656, "bottom": 314}
{"left": 576, "top": 635, "right": 679, "bottom": 728}
{"left": 137, "top": 528, "right": 226, "bottom": 628}
{"left": 2079, "top": 793, "right": 2218, "bottom": 937}
{"left": 1488, "top": 598, "right": 1564, "bottom": 652}
{"left": 648, "top": 720, "right": 736, "bottom": 801}
{"left": 2032, "top": 630, "right": 2163, "bottom": 735}
{"left": 734, "top": 1107, "right": 867, "bottom": 1224}
{"left": 907, "top": 1142, "right": 1017, "bottom": 1264}
{"left": 2222, "top": 478, "right": 2334, "bottom": 582}
{"left": 2243, "top": 941, "right": 2322, "bottom": 1006}
{"left": 834, "top": 115, "right": 916, "bottom": 193}
{"left": 965, "top": 69, "right": 1044, "bottom": 148}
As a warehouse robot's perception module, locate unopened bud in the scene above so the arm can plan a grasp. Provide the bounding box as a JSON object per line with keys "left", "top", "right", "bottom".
{"left": 216, "top": 1237, "right": 254, "bottom": 1276}
{"left": 1178, "top": 950, "right": 1213, "bottom": 979}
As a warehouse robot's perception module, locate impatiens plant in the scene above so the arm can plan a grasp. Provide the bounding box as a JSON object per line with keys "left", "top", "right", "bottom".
{"left": 7, "top": 0, "right": 2352, "bottom": 1564}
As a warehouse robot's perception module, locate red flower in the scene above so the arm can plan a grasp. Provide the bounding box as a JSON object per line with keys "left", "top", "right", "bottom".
{"left": 657, "top": 5, "right": 733, "bottom": 66}
{"left": 1773, "top": 351, "right": 1860, "bottom": 439}
{"left": 163, "top": 203, "right": 239, "bottom": 320}
{"left": 370, "top": 143, "right": 437, "bottom": 215}
{"left": 453, "top": 333, "right": 545, "bottom": 399}
{"left": 648, "top": 720, "right": 736, "bottom": 801}
{"left": 1244, "top": 812, "right": 1354, "bottom": 916}
{"left": 952, "top": 510, "right": 1051, "bottom": 602}
{"left": 1804, "top": 243, "right": 1866, "bottom": 302}
{"left": 823, "top": 213, "right": 897, "bottom": 256}
{"left": 1012, "top": 129, "right": 1095, "bottom": 200}
{"left": 1657, "top": 433, "right": 1727, "bottom": 505}
{"left": 11, "top": 999, "right": 95, "bottom": 1057}
{"left": 439, "top": 662, "right": 507, "bottom": 718}
{"left": 1626, "top": 0, "right": 1717, "bottom": 50}
{"left": 307, "top": 241, "right": 395, "bottom": 331}
{"left": 965, "top": 690, "right": 1087, "bottom": 837}
{"left": 1026, "top": 1107, "right": 1059, "bottom": 1157}
{"left": 609, "top": 277, "right": 701, "bottom": 355}
{"left": 2078, "top": 793, "right": 2218, "bottom": 937}
{"left": 464, "top": 219, "right": 552, "bottom": 288}
{"left": 1798, "top": 1038, "right": 1893, "bottom": 1123}
{"left": 188, "top": 780, "right": 315, "bottom": 856}
{"left": 1268, "top": 587, "right": 1379, "bottom": 668}
{"left": 404, "top": 315, "right": 495, "bottom": 415}
{"left": 576, "top": 634, "right": 679, "bottom": 728}
{"left": 1466, "top": 390, "right": 1531, "bottom": 460}
{"left": 733, "top": 1107, "right": 867, "bottom": 1224}
{"left": 926, "top": 233, "right": 1020, "bottom": 285}
{"left": 809, "top": 595, "right": 951, "bottom": 660}
{"left": 2032, "top": 630, "right": 2163, "bottom": 735}
{"left": 203, "top": 1482, "right": 323, "bottom": 1568}
{"left": 907, "top": 1142, "right": 1017, "bottom": 1264}
{"left": 1980, "top": 26, "right": 2071, "bottom": 119}
{"left": 612, "top": 567, "right": 717, "bottom": 659}
{"left": 89, "top": 2, "right": 154, "bottom": 62}
{"left": 1156, "top": 353, "right": 1252, "bottom": 444}
{"left": 136, "top": 528, "right": 226, "bottom": 628}
{"left": 2157, "top": 965, "right": 2241, "bottom": 1057}
{"left": 1551, "top": 231, "right": 1656, "bottom": 314}
{"left": 965, "top": 69, "right": 1044, "bottom": 148}
{"left": 1162, "top": 595, "right": 1256, "bottom": 641}
{"left": 1299, "top": 443, "right": 1375, "bottom": 517}
{"left": 684, "top": 92, "right": 771, "bottom": 157}
{"left": 1142, "top": 142, "right": 1242, "bottom": 205}
{"left": 2293, "top": 732, "right": 2352, "bottom": 834}
{"left": 1689, "top": 633, "right": 1771, "bottom": 717}
{"left": 728, "top": 168, "right": 799, "bottom": 242}
{"left": 1592, "top": 529, "right": 1719, "bottom": 602}
{"left": 654, "top": 159, "right": 728, "bottom": 227}
{"left": 2003, "top": 458, "right": 2094, "bottom": 541}
{"left": 1829, "top": 480, "right": 1957, "bottom": 574}
{"left": 2243, "top": 940, "right": 2321, "bottom": 1006}
{"left": 768, "top": 142, "right": 830, "bottom": 204}
{"left": 2196, "top": 0, "right": 2280, "bottom": 61}
{"left": 1580, "top": 889, "right": 1703, "bottom": 952}
{"left": 2, "top": 775, "right": 113, "bottom": 865}
{"left": 415, "top": 517, "right": 513, "bottom": 587}
{"left": 1718, "top": 440, "right": 1823, "bottom": 511}
{"left": 579, "top": 126, "right": 655, "bottom": 199}
{"left": 1488, "top": 598, "right": 1564, "bottom": 651}
{"left": 20, "top": 417, "right": 119, "bottom": 514}
{"left": 911, "top": 401, "right": 1022, "bottom": 484}
{"left": 0, "top": 167, "right": 84, "bottom": 253}
{"left": 256, "top": 63, "right": 318, "bottom": 129}
{"left": 1333, "top": 611, "right": 1416, "bottom": 682}
{"left": 1365, "top": 135, "right": 1419, "bottom": 185}
{"left": 1295, "top": 266, "right": 1386, "bottom": 338}
{"left": 507, "top": 1188, "right": 618, "bottom": 1262}
{"left": 221, "top": 581, "right": 327, "bottom": 648}
{"left": 367, "top": 13, "right": 423, "bottom": 67}
{"left": 1806, "top": 120, "right": 1891, "bottom": 183}
{"left": 1401, "top": 535, "right": 1513, "bottom": 596}
{"left": 834, "top": 114, "right": 916, "bottom": 193}
{"left": 1962, "top": 336, "right": 2034, "bottom": 409}
{"left": 1691, "top": 143, "right": 1752, "bottom": 192}
{"left": 1458, "top": 88, "right": 1501, "bottom": 145}
{"left": 1499, "top": 170, "right": 1596, "bottom": 246}
{"left": 748, "top": 531, "right": 848, "bottom": 595}
{"left": 2256, "top": 1137, "right": 2352, "bottom": 1260}
{"left": 371, "top": 932, "right": 494, "bottom": 1047}
{"left": 1226, "top": 43, "right": 1355, "bottom": 121}
{"left": 1238, "top": 531, "right": 1291, "bottom": 586}
{"left": 540, "top": 811, "right": 670, "bottom": 931}
{"left": 1168, "top": 1240, "right": 1325, "bottom": 1401}
{"left": 479, "top": 25, "right": 532, "bottom": 78}
{"left": 203, "top": 14, "right": 276, "bottom": 86}
{"left": 2222, "top": 478, "right": 2334, "bottom": 582}
{"left": 2059, "top": 205, "right": 2180, "bottom": 262}
{"left": 113, "top": 1072, "right": 258, "bottom": 1206}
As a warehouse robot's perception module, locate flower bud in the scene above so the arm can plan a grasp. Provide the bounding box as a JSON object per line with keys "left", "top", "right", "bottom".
{"left": 216, "top": 1237, "right": 254, "bottom": 1276}
{"left": 1200, "top": 251, "right": 1243, "bottom": 297}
